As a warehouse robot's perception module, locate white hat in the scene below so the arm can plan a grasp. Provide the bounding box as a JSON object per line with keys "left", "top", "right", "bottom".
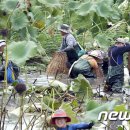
{"left": 0, "top": 40, "right": 6, "bottom": 47}
{"left": 58, "top": 24, "right": 72, "bottom": 33}
{"left": 115, "top": 38, "right": 126, "bottom": 44}
{"left": 88, "top": 50, "right": 103, "bottom": 60}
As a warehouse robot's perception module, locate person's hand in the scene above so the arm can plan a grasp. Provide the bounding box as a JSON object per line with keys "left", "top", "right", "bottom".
{"left": 88, "top": 121, "right": 94, "bottom": 129}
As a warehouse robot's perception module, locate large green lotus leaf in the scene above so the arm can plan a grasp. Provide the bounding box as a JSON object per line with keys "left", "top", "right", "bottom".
{"left": 80, "top": 100, "right": 118, "bottom": 122}
{"left": 96, "top": 2, "right": 113, "bottom": 18}
{"left": 46, "top": 16, "right": 62, "bottom": 27}
{"left": 37, "top": 0, "right": 61, "bottom": 7}
{"left": 76, "top": 0, "right": 120, "bottom": 21}
{"left": 66, "top": 1, "right": 80, "bottom": 11}
{"left": 96, "top": 0, "right": 121, "bottom": 21}
{"left": 1, "top": 0, "right": 18, "bottom": 11}
{"left": 110, "top": 6, "right": 121, "bottom": 21}
{"left": 60, "top": 103, "right": 78, "bottom": 123}
{"left": 76, "top": 2, "right": 96, "bottom": 16}
{"left": 8, "top": 41, "right": 37, "bottom": 65}
{"left": 71, "top": 13, "right": 93, "bottom": 30}
{"left": 85, "top": 100, "right": 100, "bottom": 111}
{"left": 71, "top": 74, "right": 93, "bottom": 100}
{"left": 97, "top": 0, "right": 120, "bottom": 20}
{"left": 18, "top": 27, "right": 27, "bottom": 39}
{"left": 27, "top": 26, "right": 38, "bottom": 38}
{"left": 31, "top": 6, "right": 45, "bottom": 21}
{"left": 10, "top": 9, "right": 29, "bottom": 31}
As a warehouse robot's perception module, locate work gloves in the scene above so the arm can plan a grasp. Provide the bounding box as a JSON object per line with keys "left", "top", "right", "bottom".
{"left": 88, "top": 121, "right": 94, "bottom": 129}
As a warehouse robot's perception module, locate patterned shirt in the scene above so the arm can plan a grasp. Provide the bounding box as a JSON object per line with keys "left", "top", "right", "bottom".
{"left": 80, "top": 55, "right": 98, "bottom": 69}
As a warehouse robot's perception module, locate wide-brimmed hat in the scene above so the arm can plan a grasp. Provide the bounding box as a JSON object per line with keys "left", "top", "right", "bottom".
{"left": 115, "top": 38, "right": 126, "bottom": 44}
{"left": 58, "top": 24, "right": 72, "bottom": 33}
{"left": 0, "top": 40, "right": 6, "bottom": 47}
{"left": 50, "top": 109, "right": 71, "bottom": 124}
{"left": 88, "top": 50, "right": 103, "bottom": 60}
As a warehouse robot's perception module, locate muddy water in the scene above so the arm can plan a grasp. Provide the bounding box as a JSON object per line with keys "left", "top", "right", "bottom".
{"left": 0, "top": 72, "right": 129, "bottom": 130}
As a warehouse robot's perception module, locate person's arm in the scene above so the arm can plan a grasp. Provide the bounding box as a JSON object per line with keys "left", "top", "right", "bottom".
{"left": 88, "top": 59, "right": 103, "bottom": 78}
{"left": 113, "top": 44, "right": 130, "bottom": 55}
{"left": 70, "top": 122, "right": 94, "bottom": 129}
{"left": 62, "top": 46, "right": 74, "bottom": 52}
{"left": 94, "top": 66, "right": 104, "bottom": 78}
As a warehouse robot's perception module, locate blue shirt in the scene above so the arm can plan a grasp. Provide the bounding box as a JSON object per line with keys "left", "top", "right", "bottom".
{"left": 57, "top": 123, "right": 90, "bottom": 130}
{"left": 108, "top": 43, "right": 130, "bottom": 66}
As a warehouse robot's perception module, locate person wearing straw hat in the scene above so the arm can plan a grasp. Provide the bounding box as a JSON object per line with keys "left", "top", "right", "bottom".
{"left": 50, "top": 109, "right": 94, "bottom": 130}
{"left": 58, "top": 24, "right": 84, "bottom": 68}
{"left": 69, "top": 50, "right": 104, "bottom": 82}
{"left": 105, "top": 38, "right": 130, "bottom": 93}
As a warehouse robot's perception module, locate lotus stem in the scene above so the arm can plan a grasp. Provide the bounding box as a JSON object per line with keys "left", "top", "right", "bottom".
{"left": 19, "top": 95, "right": 24, "bottom": 130}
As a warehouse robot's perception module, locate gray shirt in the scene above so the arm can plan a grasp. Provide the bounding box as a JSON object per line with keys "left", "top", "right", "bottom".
{"left": 60, "top": 33, "right": 77, "bottom": 51}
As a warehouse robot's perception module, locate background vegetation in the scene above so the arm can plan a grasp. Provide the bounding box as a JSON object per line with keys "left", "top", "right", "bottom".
{"left": 0, "top": 0, "right": 130, "bottom": 129}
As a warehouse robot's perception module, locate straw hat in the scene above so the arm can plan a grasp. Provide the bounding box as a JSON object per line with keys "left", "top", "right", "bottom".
{"left": 115, "top": 38, "right": 126, "bottom": 44}
{"left": 58, "top": 24, "right": 72, "bottom": 33}
{"left": 50, "top": 109, "right": 71, "bottom": 124}
{"left": 88, "top": 50, "right": 103, "bottom": 60}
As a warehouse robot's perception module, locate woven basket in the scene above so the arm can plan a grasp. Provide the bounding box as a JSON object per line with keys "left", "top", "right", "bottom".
{"left": 46, "top": 52, "right": 69, "bottom": 76}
